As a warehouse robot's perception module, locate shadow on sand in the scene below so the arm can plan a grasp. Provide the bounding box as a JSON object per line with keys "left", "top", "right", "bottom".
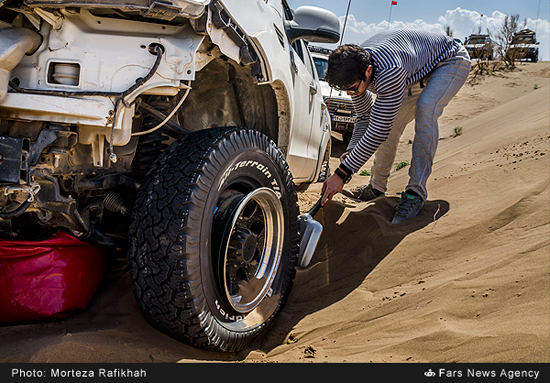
{"left": 239, "top": 196, "right": 450, "bottom": 356}
{"left": 0, "top": 180, "right": 449, "bottom": 362}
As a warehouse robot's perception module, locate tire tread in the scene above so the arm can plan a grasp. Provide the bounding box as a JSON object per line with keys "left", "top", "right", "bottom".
{"left": 128, "top": 127, "right": 299, "bottom": 351}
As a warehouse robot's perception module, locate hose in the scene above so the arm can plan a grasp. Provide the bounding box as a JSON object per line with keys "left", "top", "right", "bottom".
{"left": 107, "top": 44, "right": 165, "bottom": 162}
{"left": 0, "top": 199, "right": 32, "bottom": 219}
{"left": 131, "top": 83, "right": 191, "bottom": 137}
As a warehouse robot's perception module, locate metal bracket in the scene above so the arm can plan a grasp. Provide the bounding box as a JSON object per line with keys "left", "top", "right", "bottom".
{"left": 27, "top": 129, "right": 57, "bottom": 166}
{"left": 34, "top": 8, "right": 63, "bottom": 31}
{"left": 0, "top": 136, "right": 28, "bottom": 184}
{"left": 3, "top": 183, "right": 41, "bottom": 202}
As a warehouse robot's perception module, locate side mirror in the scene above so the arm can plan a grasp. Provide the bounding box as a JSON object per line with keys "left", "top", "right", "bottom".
{"left": 285, "top": 6, "right": 340, "bottom": 45}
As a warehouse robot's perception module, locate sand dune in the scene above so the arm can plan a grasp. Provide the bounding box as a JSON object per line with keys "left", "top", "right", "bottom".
{"left": 1, "top": 62, "right": 548, "bottom": 364}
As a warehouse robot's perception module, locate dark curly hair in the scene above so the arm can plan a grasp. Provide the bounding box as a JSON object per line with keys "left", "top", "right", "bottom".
{"left": 325, "top": 44, "right": 372, "bottom": 91}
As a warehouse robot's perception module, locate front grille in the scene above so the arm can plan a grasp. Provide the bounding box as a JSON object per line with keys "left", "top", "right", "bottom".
{"left": 325, "top": 98, "right": 355, "bottom": 117}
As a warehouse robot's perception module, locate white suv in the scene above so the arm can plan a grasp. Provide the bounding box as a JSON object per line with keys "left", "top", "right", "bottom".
{"left": 0, "top": 0, "right": 339, "bottom": 351}
{"left": 509, "top": 29, "right": 539, "bottom": 62}
{"left": 464, "top": 34, "right": 493, "bottom": 60}
{"left": 309, "top": 46, "right": 356, "bottom": 142}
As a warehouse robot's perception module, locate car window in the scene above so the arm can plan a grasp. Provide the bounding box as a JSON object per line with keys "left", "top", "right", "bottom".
{"left": 513, "top": 35, "right": 536, "bottom": 44}
{"left": 281, "top": 0, "right": 294, "bottom": 21}
{"left": 302, "top": 43, "right": 317, "bottom": 81}
{"left": 291, "top": 41, "right": 317, "bottom": 81}
{"left": 291, "top": 40, "right": 304, "bottom": 63}
{"left": 313, "top": 56, "right": 328, "bottom": 81}
{"left": 469, "top": 37, "right": 486, "bottom": 44}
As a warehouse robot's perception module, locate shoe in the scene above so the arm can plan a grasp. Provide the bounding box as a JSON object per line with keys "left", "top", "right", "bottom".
{"left": 392, "top": 190, "right": 425, "bottom": 224}
{"left": 341, "top": 184, "right": 385, "bottom": 202}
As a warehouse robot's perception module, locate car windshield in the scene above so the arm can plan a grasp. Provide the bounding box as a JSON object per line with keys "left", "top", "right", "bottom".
{"left": 313, "top": 57, "right": 328, "bottom": 81}
{"left": 512, "top": 35, "right": 536, "bottom": 44}
{"left": 467, "top": 37, "right": 487, "bottom": 44}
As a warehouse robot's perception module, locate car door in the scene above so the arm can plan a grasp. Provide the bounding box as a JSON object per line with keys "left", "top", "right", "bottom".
{"left": 301, "top": 42, "right": 329, "bottom": 177}
{"left": 285, "top": 39, "right": 324, "bottom": 182}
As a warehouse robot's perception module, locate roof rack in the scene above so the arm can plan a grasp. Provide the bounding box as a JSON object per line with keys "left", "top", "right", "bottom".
{"left": 308, "top": 46, "right": 332, "bottom": 55}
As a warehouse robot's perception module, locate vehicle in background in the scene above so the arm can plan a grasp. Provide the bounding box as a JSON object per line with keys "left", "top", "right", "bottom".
{"left": 464, "top": 34, "right": 493, "bottom": 60}
{"left": 309, "top": 46, "right": 356, "bottom": 143}
{"left": 508, "top": 29, "right": 539, "bottom": 62}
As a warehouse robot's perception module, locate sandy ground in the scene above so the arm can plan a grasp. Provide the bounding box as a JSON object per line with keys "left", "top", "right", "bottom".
{"left": 1, "top": 62, "right": 549, "bottom": 364}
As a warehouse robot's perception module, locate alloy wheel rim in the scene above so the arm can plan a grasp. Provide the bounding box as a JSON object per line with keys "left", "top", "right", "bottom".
{"left": 219, "top": 187, "right": 284, "bottom": 313}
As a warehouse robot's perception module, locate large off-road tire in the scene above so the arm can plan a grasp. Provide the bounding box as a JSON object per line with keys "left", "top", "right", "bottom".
{"left": 128, "top": 127, "right": 300, "bottom": 351}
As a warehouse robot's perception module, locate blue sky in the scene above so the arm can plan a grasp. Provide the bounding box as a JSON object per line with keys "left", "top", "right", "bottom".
{"left": 288, "top": 0, "right": 550, "bottom": 60}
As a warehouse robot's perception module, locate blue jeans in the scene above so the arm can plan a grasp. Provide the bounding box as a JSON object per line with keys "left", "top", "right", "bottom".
{"left": 370, "top": 46, "right": 471, "bottom": 201}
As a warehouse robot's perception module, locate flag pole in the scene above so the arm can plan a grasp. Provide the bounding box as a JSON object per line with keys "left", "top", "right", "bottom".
{"left": 340, "top": 0, "right": 352, "bottom": 44}
{"left": 388, "top": 2, "right": 393, "bottom": 29}
{"left": 388, "top": 1, "right": 397, "bottom": 29}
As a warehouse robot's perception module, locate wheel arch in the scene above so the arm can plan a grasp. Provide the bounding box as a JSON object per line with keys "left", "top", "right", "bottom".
{"left": 180, "top": 57, "right": 281, "bottom": 141}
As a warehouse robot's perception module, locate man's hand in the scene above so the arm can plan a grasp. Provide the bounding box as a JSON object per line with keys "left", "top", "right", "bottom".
{"left": 339, "top": 150, "right": 350, "bottom": 163}
{"left": 321, "top": 174, "right": 345, "bottom": 206}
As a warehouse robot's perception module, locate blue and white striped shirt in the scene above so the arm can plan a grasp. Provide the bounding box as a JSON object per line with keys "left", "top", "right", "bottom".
{"left": 342, "top": 29, "right": 461, "bottom": 174}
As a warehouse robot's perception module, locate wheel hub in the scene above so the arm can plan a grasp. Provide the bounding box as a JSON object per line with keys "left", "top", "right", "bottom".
{"left": 229, "top": 228, "right": 258, "bottom": 263}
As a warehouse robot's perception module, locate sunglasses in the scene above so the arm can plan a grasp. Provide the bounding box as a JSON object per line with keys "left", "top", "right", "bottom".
{"left": 335, "top": 75, "right": 366, "bottom": 93}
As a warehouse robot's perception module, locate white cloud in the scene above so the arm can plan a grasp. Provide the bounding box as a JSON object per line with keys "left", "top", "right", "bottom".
{"left": 338, "top": 14, "right": 442, "bottom": 42}
{"left": 329, "top": 8, "right": 549, "bottom": 61}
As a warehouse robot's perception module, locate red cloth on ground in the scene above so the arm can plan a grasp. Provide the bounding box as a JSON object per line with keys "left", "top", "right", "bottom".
{"left": 0, "top": 231, "right": 108, "bottom": 324}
